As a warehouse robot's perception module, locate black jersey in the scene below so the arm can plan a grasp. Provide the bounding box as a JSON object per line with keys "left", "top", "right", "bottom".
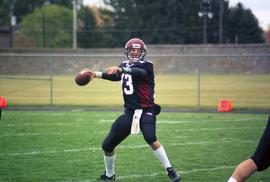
{"left": 120, "top": 60, "right": 155, "bottom": 109}
{"left": 102, "top": 59, "right": 155, "bottom": 109}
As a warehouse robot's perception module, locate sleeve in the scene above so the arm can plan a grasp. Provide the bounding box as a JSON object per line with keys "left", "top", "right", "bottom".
{"left": 101, "top": 72, "right": 121, "bottom": 81}
{"left": 121, "top": 61, "right": 153, "bottom": 79}
{"left": 121, "top": 67, "right": 148, "bottom": 78}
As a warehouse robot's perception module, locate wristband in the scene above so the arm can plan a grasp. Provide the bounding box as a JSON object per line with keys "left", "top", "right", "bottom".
{"left": 94, "top": 71, "right": 102, "bottom": 78}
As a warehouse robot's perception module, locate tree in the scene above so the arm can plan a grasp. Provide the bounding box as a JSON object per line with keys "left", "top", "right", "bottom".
{"left": 265, "top": 25, "right": 270, "bottom": 44}
{"left": 0, "top": 0, "right": 76, "bottom": 26}
{"left": 20, "top": 5, "right": 73, "bottom": 48}
{"left": 99, "top": 0, "right": 264, "bottom": 46}
{"left": 224, "top": 3, "right": 264, "bottom": 43}
{"left": 77, "top": 6, "right": 97, "bottom": 48}
{"left": 0, "top": 0, "right": 14, "bottom": 26}
{"left": 77, "top": 6, "right": 114, "bottom": 48}
{"left": 100, "top": 0, "right": 221, "bottom": 46}
{"left": 5, "top": 0, "right": 264, "bottom": 48}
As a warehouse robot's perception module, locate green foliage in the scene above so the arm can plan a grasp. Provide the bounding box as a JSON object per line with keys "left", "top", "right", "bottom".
{"left": 78, "top": 6, "right": 96, "bottom": 48}
{"left": 0, "top": 0, "right": 73, "bottom": 26}
{"left": 0, "top": 0, "right": 12, "bottom": 25}
{"left": 102, "top": 0, "right": 202, "bottom": 46}
{"left": 100, "top": 0, "right": 264, "bottom": 46}
{"left": 77, "top": 6, "right": 109, "bottom": 48}
{"left": 49, "top": 0, "right": 73, "bottom": 8}
{"left": 12, "top": 0, "right": 46, "bottom": 23}
{"left": 20, "top": 5, "right": 73, "bottom": 48}
{"left": 77, "top": 6, "right": 114, "bottom": 48}
{"left": 0, "top": 111, "right": 269, "bottom": 181}
{"left": 1, "top": 0, "right": 265, "bottom": 47}
{"left": 224, "top": 3, "right": 265, "bottom": 43}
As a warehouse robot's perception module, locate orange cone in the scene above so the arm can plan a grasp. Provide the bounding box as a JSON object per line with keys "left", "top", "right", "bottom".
{"left": 0, "top": 96, "right": 7, "bottom": 108}
{"left": 218, "top": 100, "right": 233, "bottom": 112}
{"left": 0, "top": 96, "right": 7, "bottom": 120}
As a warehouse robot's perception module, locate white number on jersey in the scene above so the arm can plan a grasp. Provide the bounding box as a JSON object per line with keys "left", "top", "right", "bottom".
{"left": 121, "top": 74, "right": 134, "bottom": 95}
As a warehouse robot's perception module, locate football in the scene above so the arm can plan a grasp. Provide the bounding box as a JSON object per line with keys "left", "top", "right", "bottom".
{"left": 75, "top": 70, "right": 92, "bottom": 86}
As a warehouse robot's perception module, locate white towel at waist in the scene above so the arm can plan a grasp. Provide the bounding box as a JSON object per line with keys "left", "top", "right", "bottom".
{"left": 130, "top": 109, "right": 143, "bottom": 135}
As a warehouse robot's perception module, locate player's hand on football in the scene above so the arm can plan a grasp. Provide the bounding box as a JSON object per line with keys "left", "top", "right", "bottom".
{"left": 106, "top": 66, "right": 122, "bottom": 75}
{"left": 80, "top": 68, "right": 96, "bottom": 79}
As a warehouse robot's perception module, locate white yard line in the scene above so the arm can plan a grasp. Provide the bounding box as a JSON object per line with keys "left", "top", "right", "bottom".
{"left": 59, "top": 165, "right": 235, "bottom": 181}
{"left": 0, "top": 125, "right": 264, "bottom": 138}
{"left": 0, "top": 140, "right": 254, "bottom": 156}
{"left": 6, "top": 123, "right": 67, "bottom": 127}
{"left": 4, "top": 118, "right": 266, "bottom": 127}
{"left": 175, "top": 126, "right": 263, "bottom": 132}
{"left": 0, "top": 132, "right": 91, "bottom": 137}
{"left": 0, "top": 142, "right": 210, "bottom": 156}
{"left": 116, "top": 165, "right": 235, "bottom": 180}
{"left": 0, "top": 127, "right": 263, "bottom": 138}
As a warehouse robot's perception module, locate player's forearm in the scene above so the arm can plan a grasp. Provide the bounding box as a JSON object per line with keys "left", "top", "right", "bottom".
{"left": 94, "top": 66, "right": 147, "bottom": 81}
{"left": 94, "top": 71, "right": 121, "bottom": 81}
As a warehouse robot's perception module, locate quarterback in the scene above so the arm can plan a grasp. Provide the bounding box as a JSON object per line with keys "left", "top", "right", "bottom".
{"left": 84, "top": 38, "right": 180, "bottom": 181}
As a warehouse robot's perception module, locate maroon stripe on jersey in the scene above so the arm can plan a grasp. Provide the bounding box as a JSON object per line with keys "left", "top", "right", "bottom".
{"left": 138, "top": 80, "right": 153, "bottom": 108}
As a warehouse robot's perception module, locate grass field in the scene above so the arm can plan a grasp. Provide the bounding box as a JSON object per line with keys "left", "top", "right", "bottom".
{"left": 0, "top": 111, "right": 269, "bottom": 181}
{"left": 1, "top": 74, "right": 270, "bottom": 111}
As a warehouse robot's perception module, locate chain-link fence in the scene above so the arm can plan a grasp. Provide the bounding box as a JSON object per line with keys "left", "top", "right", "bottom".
{"left": 0, "top": 45, "right": 269, "bottom": 111}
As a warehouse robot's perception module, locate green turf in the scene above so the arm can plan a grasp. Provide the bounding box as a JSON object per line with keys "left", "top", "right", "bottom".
{"left": 0, "top": 111, "right": 269, "bottom": 181}
{"left": 1, "top": 74, "right": 270, "bottom": 110}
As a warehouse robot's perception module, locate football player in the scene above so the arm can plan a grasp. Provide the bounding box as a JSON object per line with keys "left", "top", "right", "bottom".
{"left": 228, "top": 116, "right": 270, "bottom": 182}
{"left": 85, "top": 38, "right": 181, "bottom": 181}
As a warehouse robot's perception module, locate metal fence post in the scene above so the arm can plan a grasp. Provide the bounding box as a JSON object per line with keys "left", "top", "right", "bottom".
{"left": 197, "top": 55, "right": 201, "bottom": 110}
{"left": 49, "top": 59, "right": 53, "bottom": 105}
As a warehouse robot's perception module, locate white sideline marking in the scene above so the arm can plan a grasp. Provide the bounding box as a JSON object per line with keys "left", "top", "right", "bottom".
{"left": 59, "top": 165, "right": 235, "bottom": 181}
{"left": 170, "top": 141, "right": 211, "bottom": 146}
{"left": 64, "top": 147, "right": 100, "bottom": 153}
{"left": 174, "top": 136, "right": 188, "bottom": 139}
{"left": 98, "top": 119, "right": 113, "bottom": 123}
{"left": 158, "top": 120, "right": 190, "bottom": 124}
{"left": 0, "top": 147, "right": 101, "bottom": 156}
{"left": 4, "top": 118, "right": 266, "bottom": 127}
{"left": 0, "top": 126, "right": 263, "bottom": 137}
{"left": 0, "top": 131, "right": 110, "bottom": 137}
{"left": 0, "top": 141, "right": 212, "bottom": 156}
{"left": 222, "top": 138, "right": 255, "bottom": 143}
{"left": 181, "top": 165, "right": 235, "bottom": 174}
{"left": 6, "top": 123, "right": 66, "bottom": 127}
{"left": 117, "top": 165, "right": 235, "bottom": 180}
{"left": 0, "top": 140, "right": 250, "bottom": 156}
{"left": 98, "top": 120, "right": 191, "bottom": 124}
{"left": 0, "top": 132, "right": 92, "bottom": 137}
{"left": 175, "top": 126, "right": 263, "bottom": 132}
{"left": 4, "top": 120, "right": 185, "bottom": 126}
{"left": 116, "top": 172, "right": 160, "bottom": 180}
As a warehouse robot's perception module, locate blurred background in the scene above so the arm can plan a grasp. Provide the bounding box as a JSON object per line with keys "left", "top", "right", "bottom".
{"left": 0, "top": 0, "right": 269, "bottom": 48}
{"left": 0, "top": 0, "right": 269, "bottom": 111}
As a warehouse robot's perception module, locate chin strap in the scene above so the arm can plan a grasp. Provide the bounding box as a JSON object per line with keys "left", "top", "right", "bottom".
{"left": 127, "top": 55, "right": 140, "bottom": 62}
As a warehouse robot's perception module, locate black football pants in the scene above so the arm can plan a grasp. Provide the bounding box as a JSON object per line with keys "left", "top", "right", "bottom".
{"left": 102, "top": 108, "right": 157, "bottom": 152}
{"left": 251, "top": 116, "right": 270, "bottom": 171}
